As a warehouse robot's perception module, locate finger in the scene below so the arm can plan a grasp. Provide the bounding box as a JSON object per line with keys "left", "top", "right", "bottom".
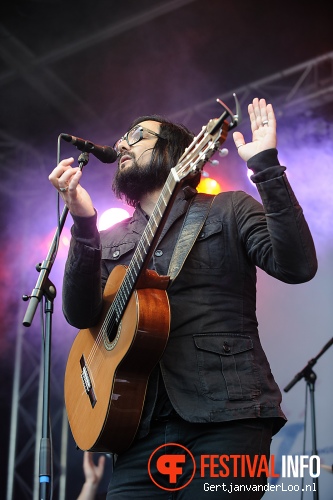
{"left": 257, "top": 101, "right": 276, "bottom": 130}
{"left": 259, "top": 99, "right": 268, "bottom": 124}
{"left": 59, "top": 157, "right": 75, "bottom": 167}
{"left": 67, "top": 169, "right": 82, "bottom": 192}
{"left": 58, "top": 169, "right": 82, "bottom": 194}
{"left": 50, "top": 157, "right": 75, "bottom": 175}
{"left": 83, "top": 451, "right": 92, "bottom": 467}
{"left": 266, "top": 103, "right": 276, "bottom": 125}
{"left": 96, "top": 455, "right": 106, "bottom": 476}
{"left": 49, "top": 157, "right": 75, "bottom": 185}
{"left": 50, "top": 157, "right": 81, "bottom": 192}
{"left": 232, "top": 131, "right": 245, "bottom": 149}
{"left": 252, "top": 97, "right": 266, "bottom": 128}
{"left": 60, "top": 166, "right": 81, "bottom": 185}
{"left": 259, "top": 99, "right": 275, "bottom": 126}
{"left": 248, "top": 103, "right": 258, "bottom": 134}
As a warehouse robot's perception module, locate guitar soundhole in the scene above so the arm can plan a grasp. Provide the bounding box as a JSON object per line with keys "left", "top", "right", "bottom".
{"left": 80, "top": 355, "right": 97, "bottom": 408}
{"left": 104, "top": 321, "right": 122, "bottom": 350}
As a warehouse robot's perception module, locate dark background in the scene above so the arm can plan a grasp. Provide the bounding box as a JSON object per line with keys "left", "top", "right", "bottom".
{"left": 1, "top": 1, "right": 333, "bottom": 498}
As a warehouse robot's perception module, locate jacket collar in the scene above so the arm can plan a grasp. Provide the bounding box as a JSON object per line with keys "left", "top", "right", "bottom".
{"left": 131, "top": 186, "right": 197, "bottom": 234}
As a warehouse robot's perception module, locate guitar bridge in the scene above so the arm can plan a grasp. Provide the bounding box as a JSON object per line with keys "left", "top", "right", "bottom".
{"left": 80, "top": 355, "right": 97, "bottom": 408}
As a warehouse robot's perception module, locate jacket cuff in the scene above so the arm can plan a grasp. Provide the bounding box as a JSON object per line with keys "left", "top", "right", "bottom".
{"left": 71, "top": 211, "right": 99, "bottom": 245}
{"left": 256, "top": 173, "right": 299, "bottom": 213}
{"left": 247, "top": 148, "right": 286, "bottom": 183}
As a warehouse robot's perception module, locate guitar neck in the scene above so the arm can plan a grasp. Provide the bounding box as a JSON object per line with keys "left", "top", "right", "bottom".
{"left": 112, "top": 169, "right": 181, "bottom": 323}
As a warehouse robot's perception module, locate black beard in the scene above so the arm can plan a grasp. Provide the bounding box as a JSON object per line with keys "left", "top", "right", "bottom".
{"left": 112, "top": 151, "right": 170, "bottom": 207}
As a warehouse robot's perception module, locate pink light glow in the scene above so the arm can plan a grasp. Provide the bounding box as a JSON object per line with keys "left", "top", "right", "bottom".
{"left": 98, "top": 207, "right": 131, "bottom": 231}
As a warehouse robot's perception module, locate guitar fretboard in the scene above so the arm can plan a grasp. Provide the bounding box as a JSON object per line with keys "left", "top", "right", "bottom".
{"left": 103, "top": 169, "right": 179, "bottom": 336}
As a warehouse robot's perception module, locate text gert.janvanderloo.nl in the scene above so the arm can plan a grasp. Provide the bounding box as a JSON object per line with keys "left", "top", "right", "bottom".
{"left": 148, "top": 443, "right": 320, "bottom": 494}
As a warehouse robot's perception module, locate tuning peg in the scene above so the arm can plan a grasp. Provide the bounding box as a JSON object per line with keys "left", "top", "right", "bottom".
{"left": 218, "top": 148, "right": 229, "bottom": 157}
{"left": 208, "top": 159, "right": 219, "bottom": 166}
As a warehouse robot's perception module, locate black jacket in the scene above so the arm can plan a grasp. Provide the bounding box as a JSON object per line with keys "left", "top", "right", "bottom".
{"left": 62, "top": 149, "right": 317, "bottom": 437}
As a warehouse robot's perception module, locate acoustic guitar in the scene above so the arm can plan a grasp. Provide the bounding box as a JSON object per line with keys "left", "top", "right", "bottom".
{"left": 64, "top": 96, "right": 240, "bottom": 453}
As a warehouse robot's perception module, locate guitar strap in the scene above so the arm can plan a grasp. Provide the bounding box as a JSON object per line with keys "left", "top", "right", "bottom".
{"left": 167, "top": 192, "right": 216, "bottom": 283}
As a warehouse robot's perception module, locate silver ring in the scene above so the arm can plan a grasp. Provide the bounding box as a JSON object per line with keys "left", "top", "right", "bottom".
{"left": 237, "top": 143, "right": 245, "bottom": 149}
{"left": 262, "top": 120, "right": 269, "bottom": 126}
{"left": 59, "top": 186, "right": 68, "bottom": 192}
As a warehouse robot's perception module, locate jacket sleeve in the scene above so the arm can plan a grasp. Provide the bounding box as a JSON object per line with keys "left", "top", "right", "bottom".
{"left": 62, "top": 212, "right": 103, "bottom": 328}
{"left": 235, "top": 149, "right": 318, "bottom": 284}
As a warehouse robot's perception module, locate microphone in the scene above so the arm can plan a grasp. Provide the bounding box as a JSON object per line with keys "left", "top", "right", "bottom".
{"left": 61, "top": 133, "right": 118, "bottom": 164}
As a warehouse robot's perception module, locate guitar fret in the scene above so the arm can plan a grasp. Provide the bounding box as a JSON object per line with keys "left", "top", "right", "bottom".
{"left": 133, "top": 253, "right": 141, "bottom": 272}
{"left": 139, "top": 238, "right": 148, "bottom": 252}
{"left": 114, "top": 299, "right": 122, "bottom": 317}
{"left": 112, "top": 310, "right": 119, "bottom": 325}
{"left": 155, "top": 205, "right": 162, "bottom": 218}
{"left": 150, "top": 212, "right": 158, "bottom": 226}
{"left": 142, "top": 230, "right": 150, "bottom": 245}
{"left": 123, "top": 276, "right": 132, "bottom": 295}
{"left": 116, "top": 291, "right": 126, "bottom": 312}
{"left": 147, "top": 224, "right": 154, "bottom": 238}
{"left": 136, "top": 250, "right": 143, "bottom": 266}
{"left": 151, "top": 216, "right": 159, "bottom": 233}
{"left": 107, "top": 306, "right": 119, "bottom": 326}
{"left": 160, "top": 192, "right": 167, "bottom": 206}
{"left": 128, "top": 266, "right": 136, "bottom": 284}
{"left": 119, "top": 289, "right": 127, "bottom": 307}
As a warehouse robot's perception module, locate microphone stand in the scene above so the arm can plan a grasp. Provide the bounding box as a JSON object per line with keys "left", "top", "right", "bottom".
{"left": 284, "top": 337, "right": 333, "bottom": 500}
{"left": 22, "top": 152, "right": 89, "bottom": 500}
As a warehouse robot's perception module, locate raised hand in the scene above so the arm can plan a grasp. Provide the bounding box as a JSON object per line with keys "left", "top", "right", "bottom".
{"left": 232, "top": 98, "right": 277, "bottom": 161}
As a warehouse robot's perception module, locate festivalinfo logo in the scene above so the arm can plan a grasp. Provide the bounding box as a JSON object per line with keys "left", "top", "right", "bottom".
{"left": 147, "top": 442, "right": 320, "bottom": 493}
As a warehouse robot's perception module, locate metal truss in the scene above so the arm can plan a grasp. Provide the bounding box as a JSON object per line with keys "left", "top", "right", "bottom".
{"left": 170, "top": 51, "right": 333, "bottom": 126}
{"left": 0, "top": 0, "right": 197, "bottom": 126}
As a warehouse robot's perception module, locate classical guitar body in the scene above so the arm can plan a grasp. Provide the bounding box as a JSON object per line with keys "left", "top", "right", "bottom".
{"left": 64, "top": 265, "right": 170, "bottom": 454}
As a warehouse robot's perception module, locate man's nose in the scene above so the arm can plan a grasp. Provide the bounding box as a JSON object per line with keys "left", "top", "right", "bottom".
{"left": 118, "top": 138, "right": 130, "bottom": 153}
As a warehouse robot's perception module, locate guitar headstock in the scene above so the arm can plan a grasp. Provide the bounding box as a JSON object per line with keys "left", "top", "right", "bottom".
{"left": 174, "top": 93, "right": 241, "bottom": 182}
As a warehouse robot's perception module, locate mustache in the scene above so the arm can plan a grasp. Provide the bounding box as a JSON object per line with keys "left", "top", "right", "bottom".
{"left": 118, "top": 151, "right": 135, "bottom": 165}
{"left": 118, "top": 147, "right": 155, "bottom": 166}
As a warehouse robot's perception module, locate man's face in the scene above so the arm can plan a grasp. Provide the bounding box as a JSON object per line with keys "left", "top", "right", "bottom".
{"left": 113, "top": 120, "right": 171, "bottom": 206}
{"left": 116, "top": 120, "right": 161, "bottom": 171}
